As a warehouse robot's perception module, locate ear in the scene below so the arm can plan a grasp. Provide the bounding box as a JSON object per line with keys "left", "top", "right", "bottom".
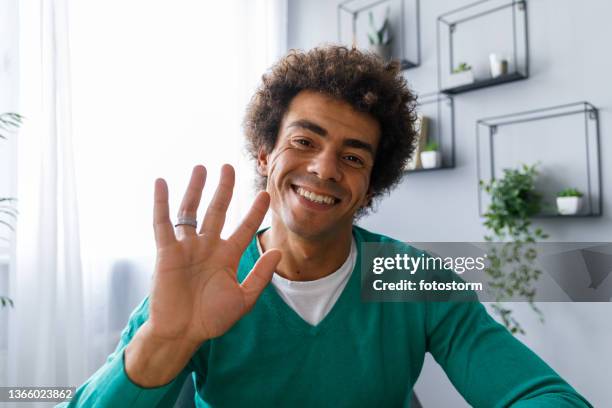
{"left": 257, "top": 148, "right": 270, "bottom": 176}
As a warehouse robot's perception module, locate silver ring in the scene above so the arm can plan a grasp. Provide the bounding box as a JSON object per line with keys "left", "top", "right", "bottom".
{"left": 175, "top": 216, "right": 197, "bottom": 228}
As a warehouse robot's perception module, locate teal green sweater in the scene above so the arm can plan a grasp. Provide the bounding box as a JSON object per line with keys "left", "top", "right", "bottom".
{"left": 62, "top": 226, "right": 591, "bottom": 407}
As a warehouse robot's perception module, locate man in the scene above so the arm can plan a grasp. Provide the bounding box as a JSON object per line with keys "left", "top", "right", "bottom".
{"left": 64, "top": 46, "right": 591, "bottom": 407}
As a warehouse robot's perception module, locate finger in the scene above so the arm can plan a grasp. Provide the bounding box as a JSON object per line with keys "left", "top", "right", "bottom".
{"left": 228, "top": 191, "right": 270, "bottom": 252}
{"left": 153, "top": 178, "right": 176, "bottom": 248}
{"left": 200, "top": 164, "right": 235, "bottom": 236}
{"left": 176, "top": 165, "right": 207, "bottom": 238}
{"left": 241, "top": 249, "right": 282, "bottom": 310}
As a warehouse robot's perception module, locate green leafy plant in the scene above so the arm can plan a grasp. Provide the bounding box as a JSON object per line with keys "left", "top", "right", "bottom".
{"left": 557, "top": 187, "right": 583, "bottom": 198}
{"left": 0, "top": 112, "right": 23, "bottom": 139}
{"left": 0, "top": 197, "right": 18, "bottom": 233}
{"left": 480, "top": 163, "right": 548, "bottom": 335}
{"left": 0, "top": 296, "right": 13, "bottom": 308}
{"left": 453, "top": 62, "right": 472, "bottom": 73}
{"left": 0, "top": 112, "right": 22, "bottom": 308}
{"left": 422, "top": 141, "right": 439, "bottom": 152}
{"left": 367, "top": 8, "right": 392, "bottom": 45}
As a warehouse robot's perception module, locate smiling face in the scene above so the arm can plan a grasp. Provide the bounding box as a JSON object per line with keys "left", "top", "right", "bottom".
{"left": 258, "top": 90, "right": 381, "bottom": 240}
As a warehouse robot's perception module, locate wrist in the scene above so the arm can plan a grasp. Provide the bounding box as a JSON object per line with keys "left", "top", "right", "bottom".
{"left": 125, "top": 322, "right": 202, "bottom": 388}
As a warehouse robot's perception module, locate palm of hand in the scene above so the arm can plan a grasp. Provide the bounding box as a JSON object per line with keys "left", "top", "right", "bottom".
{"left": 148, "top": 165, "right": 280, "bottom": 345}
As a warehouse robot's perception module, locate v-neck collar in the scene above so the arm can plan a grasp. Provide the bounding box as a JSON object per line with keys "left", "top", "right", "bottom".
{"left": 240, "top": 226, "right": 364, "bottom": 336}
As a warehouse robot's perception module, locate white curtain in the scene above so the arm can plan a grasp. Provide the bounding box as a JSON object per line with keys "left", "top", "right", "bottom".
{"left": 8, "top": 0, "right": 287, "bottom": 398}
{"left": 9, "top": 0, "right": 87, "bottom": 393}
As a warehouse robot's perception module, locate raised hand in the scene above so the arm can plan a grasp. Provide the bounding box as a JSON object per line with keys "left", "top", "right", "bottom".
{"left": 125, "top": 164, "right": 281, "bottom": 386}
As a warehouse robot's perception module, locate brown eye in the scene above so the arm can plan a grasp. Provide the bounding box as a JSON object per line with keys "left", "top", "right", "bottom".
{"left": 294, "top": 138, "right": 313, "bottom": 147}
{"left": 344, "top": 155, "right": 364, "bottom": 167}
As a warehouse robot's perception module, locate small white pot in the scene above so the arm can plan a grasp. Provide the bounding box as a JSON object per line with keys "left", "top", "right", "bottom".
{"left": 556, "top": 196, "right": 583, "bottom": 215}
{"left": 489, "top": 54, "right": 508, "bottom": 78}
{"left": 420, "top": 151, "right": 441, "bottom": 169}
{"left": 447, "top": 70, "right": 474, "bottom": 88}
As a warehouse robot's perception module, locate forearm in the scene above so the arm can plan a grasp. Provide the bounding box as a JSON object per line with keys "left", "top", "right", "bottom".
{"left": 510, "top": 391, "right": 593, "bottom": 407}
{"left": 125, "top": 321, "right": 202, "bottom": 387}
{"left": 427, "top": 301, "right": 592, "bottom": 407}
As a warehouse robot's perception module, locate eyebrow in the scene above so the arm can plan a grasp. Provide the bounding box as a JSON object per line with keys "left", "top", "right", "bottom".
{"left": 287, "top": 119, "right": 375, "bottom": 156}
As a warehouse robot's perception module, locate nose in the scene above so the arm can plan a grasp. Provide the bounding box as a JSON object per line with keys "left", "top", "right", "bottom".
{"left": 306, "top": 149, "right": 342, "bottom": 182}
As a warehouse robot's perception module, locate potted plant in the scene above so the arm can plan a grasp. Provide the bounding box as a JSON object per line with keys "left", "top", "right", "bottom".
{"left": 367, "top": 8, "right": 392, "bottom": 61}
{"left": 0, "top": 112, "right": 22, "bottom": 309}
{"left": 480, "top": 163, "right": 548, "bottom": 335}
{"left": 556, "top": 188, "right": 583, "bottom": 215}
{"left": 447, "top": 62, "right": 474, "bottom": 88}
{"left": 420, "top": 141, "right": 440, "bottom": 169}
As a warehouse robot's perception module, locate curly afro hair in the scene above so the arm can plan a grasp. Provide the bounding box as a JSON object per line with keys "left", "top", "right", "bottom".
{"left": 243, "top": 45, "right": 417, "bottom": 213}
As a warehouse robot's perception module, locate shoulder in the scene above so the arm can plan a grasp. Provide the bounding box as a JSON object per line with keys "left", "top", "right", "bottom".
{"left": 354, "top": 225, "right": 477, "bottom": 302}
{"left": 353, "top": 225, "right": 401, "bottom": 243}
{"left": 353, "top": 225, "right": 424, "bottom": 256}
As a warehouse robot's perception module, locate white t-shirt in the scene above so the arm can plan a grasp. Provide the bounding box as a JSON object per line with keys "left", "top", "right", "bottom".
{"left": 256, "top": 235, "right": 357, "bottom": 326}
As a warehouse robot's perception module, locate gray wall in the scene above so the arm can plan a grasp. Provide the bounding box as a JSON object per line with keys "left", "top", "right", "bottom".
{"left": 288, "top": 0, "right": 611, "bottom": 406}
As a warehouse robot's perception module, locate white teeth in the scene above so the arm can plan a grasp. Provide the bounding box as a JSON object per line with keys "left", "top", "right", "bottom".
{"left": 296, "top": 187, "right": 335, "bottom": 205}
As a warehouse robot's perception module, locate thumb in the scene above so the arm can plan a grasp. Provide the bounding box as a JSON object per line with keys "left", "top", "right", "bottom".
{"left": 241, "top": 249, "right": 282, "bottom": 310}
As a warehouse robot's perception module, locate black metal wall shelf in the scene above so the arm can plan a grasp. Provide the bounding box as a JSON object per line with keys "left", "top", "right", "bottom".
{"left": 477, "top": 102, "right": 602, "bottom": 217}
{"left": 437, "top": 0, "right": 529, "bottom": 95}
{"left": 403, "top": 92, "right": 455, "bottom": 173}
{"left": 442, "top": 72, "right": 525, "bottom": 95}
{"left": 338, "top": 0, "right": 421, "bottom": 70}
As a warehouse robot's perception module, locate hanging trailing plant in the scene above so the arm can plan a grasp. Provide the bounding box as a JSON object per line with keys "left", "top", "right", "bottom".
{"left": 480, "top": 163, "right": 548, "bottom": 335}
